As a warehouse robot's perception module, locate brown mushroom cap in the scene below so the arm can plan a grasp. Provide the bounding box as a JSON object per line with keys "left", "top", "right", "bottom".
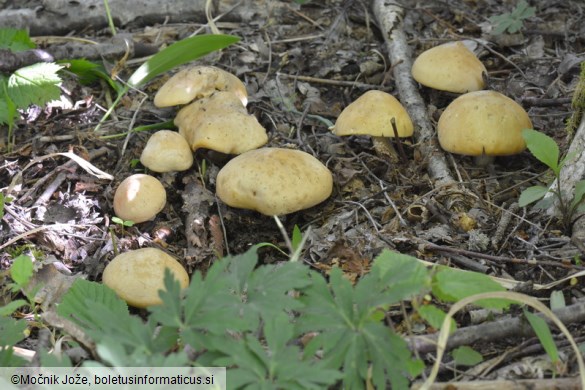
{"left": 437, "top": 90, "right": 532, "bottom": 156}
{"left": 411, "top": 41, "right": 487, "bottom": 93}
{"left": 153, "top": 66, "right": 248, "bottom": 107}
{"left": 140, "top": 130, "right": 194, "bottom": 172}
{"left": 102, "top": 248, "right": 189, "bottom": 308}
{"left": 332, "top": 90, "right": 414, "bottom": 137}
{"left": 113, "top": 174, "right": 166, "bottom": 223}
{"left": 216, "top": 147, "right": 333, "bottom": 216}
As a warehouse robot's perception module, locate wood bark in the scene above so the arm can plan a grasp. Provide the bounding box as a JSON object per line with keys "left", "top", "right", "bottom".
{"left": 0, "top": 0, "right": 280, "bottom": 36}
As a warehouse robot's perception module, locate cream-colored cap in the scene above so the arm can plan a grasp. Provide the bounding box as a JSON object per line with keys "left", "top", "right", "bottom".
{"left": 174, "top": 92, "right": 247, "bottom": 130}
{"left": 332, "top": 90, "right": 413, "bottom": 137}
{"left": 216, "top": 147, "right": 333, "bottom": 216}
{"left": 154, "top": 66, "right": 248, "bottom": 107}
{"left": 140, "top": 130, "right": 193, "bottom": 172}
{"left": 102, "top": 248, "right": 189, "bottom": 308}
{"left": 438, "top": 90, "right": 532, "bottom": 156}
{"left": 113, "top": 174, "right": 166, "bottom": 223}
{"left": 411, "top": 41, "right": 487, "bottom": 93}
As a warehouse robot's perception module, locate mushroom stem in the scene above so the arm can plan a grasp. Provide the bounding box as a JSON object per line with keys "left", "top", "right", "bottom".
{"left": 371, "top": 136, "right": 399, "bottom": 163}
{"left": 391, "top": 117, "right": 408, "bottom": 163}
{"left": 473, "top": 149, "right": 495, "bottom": 167}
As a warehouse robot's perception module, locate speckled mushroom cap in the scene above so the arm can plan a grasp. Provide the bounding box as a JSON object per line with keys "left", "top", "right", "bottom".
{"left": 411, "top": 41, "right": 487, "bottom": 93}
{"left": 113, "top": 174, "right": 166, "bottom": 223}
{"left": 174, "top": 92, "right": 247, "bottom": 130}
{"left": 153, "top": 66, "right": 248, "bottom": 107}
{"left": 102, "top": 248, "right": 189, "bottom": 308}
{"left": 332, "top": 90, "right": 414, "bottom": 137}
{"left": 216, "top": 147, "right": 333, "bottom": 216}
{"left": 437, "top": 90, "right": 532, "bottom": 156}
{"left": 140, "top": 130, "right": 193, "bottom": 172}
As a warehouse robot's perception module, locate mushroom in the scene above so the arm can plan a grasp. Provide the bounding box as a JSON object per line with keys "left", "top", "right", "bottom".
{"left": 216, "top": 147, "right": 333, "bottom": 216}
{"left": 102, "top": 247, "right": 189, "bottom": 308}
{"left": 332, "top": 90, "right": 413, "bottom": 161}
{"left": 140, "top": 130, "right": 194, "bottom": 172}
{"left": 113, "top": 174, "right": 166, "bottom": 223}
{"left": 174, "top": 92, "right": 268, "bottom": 154}
{"left": 437, "top": 90, "right": 532, "bottom": 165}
{"left": 411, "top": 41, "right": 487, "bottom": 93}
{"left": 154, "top": 65, "right": 248, "bottom": 107}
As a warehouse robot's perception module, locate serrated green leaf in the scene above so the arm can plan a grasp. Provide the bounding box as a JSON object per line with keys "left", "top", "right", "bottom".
{"left": 522, "top": 129, "right": 560, "bottom": 173}
{"left": 0, "top": 28, "right": 35, "bottom": 52}
{"left": 432, "top": 267, "right": 511, "bottom": 309}
{"left": 8, "top": 62, "right": 63, "bottom": 109}
{"left": 550, "top": 290, "right": 566, "bottom": 310}
{"left": 417, "top": 304, "right": 456, "bottom": 332}
{"left": 519, "top": 185, "right": 549, "bottom": 207}
{"left": 524, "top": 309, "right": 559, "bottom": 364}
{"left": 451, "top": 346, "right": 483, "bottom": 366}
{"left": 0, "top": 316, "right": 27, "bottom": 346}
{"left": 0, "top": 300, "right": 28, "bottom": 317}
{"left": 127, "top": 34, "right": 239, "bottom": 87}
{"left": 10, "top": 255, "right": 33, "bottom": 287}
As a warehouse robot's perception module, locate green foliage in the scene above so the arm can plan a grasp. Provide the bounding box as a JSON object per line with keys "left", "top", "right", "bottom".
{"left": 9, "top": 255, "right": 33, "bottom": 288}
{"left": 524, "top": 309, "right": 560, "bottom": 366}
{"left": 451, "top": 346, "right": 483, "bottom": 366}
{"left": 489, "top": 0, "right": 535, "bottom": 35}
{"left": 0, "top": 28, "right": 35, "bottom": 52}
{"left": 59, "top": 59, "right": 123, "bottom": 93}
{"left": 0, "top": 193, "right": 12, "bottom": 219}
{"left": 519, "top": 129, "right": 585, "bottom": 232}
{"left": 417, "top": 304, "right": 456, "bottom": 332}
{"left": 291, "top": 224, "right": 302, "bottom": 251}
{"left": 111, "top": 216, "right": 134, "bottom": 227}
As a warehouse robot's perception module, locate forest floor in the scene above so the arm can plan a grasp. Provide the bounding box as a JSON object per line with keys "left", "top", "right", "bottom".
{"left": 1, "top": 0, "right": 585, "bottom": 387}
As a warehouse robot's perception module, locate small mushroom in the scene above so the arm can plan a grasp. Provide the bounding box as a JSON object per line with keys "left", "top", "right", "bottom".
{"left": 113, "top": 174, "right": 166, "bottom": 223}
{"left": 140, "top": 130, "right": 194, "bottom": 172}
{"left": 437, "top": 90, "right": 532, "bottom": 165}
{"left": 411, "top": 41, "right": 487, "bottom": 93}
{"left": 332, "top": 90, "right": 413, "bottom": 161}
{"left": 216, "top": 147, "right": 333, "bottom": 216}
{"left": 154, "top": 65, "right": 248, "bottom": 107}
{"left": 102, "top": 247, "right": 189, "bottom": 308}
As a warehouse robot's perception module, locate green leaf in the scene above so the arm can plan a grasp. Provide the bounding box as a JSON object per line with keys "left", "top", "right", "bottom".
{"left": 0, "top": 28, "right": 35, "bottom": 52}
{"left": 59, "top": 59, "right": 123, "bottom": 93}
{"left": 570, "top": 180, "right": 585, "bottom": 212}
{"left": 432, "top": 267, "right": 511, "bottom": 309}
{"left": 417, "top": 304, "right": 456, "bottom": 332}
{"left": 0, "top": 316, "right": 27, "bottom": 346}
{"left": 0, "top": 346, "right": 27, "bottom": 367}
{"left": 0, "top": 300, "right": 28, "bottom": 316}
{"left": 524, "top": 309, "right": 559, "bottom": 364}
{"left": 451, "top": 346, "right": 483, "bottom": 366}
{"left": 10, "top": 255, "right": 33, "bottom": 287}
{"left": 7, "top": 62, "right": 63, "bottom": 108}
{"left": 127, "top": 34, "right": 239, "bottom": 87}
{"left": 522, "top": 129, "right": 560, "bottom": 174}
{"left": 291, "top": 225, "right": 302, "bottom": 250}
{"left": 519, "top": 185, "right": 549, "bottom": 207}
{"left": 0, "top": 79, "right": 18, "bottom": 126}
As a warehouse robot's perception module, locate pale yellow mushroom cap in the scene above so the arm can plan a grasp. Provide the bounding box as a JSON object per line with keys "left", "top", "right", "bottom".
{"left": 153, "top": 66, "right": 248, "bottom": 107}
{"left": 140, "top": 130, "right": 193, "bottom": 172}
{"left": 174, "top": 92, "right": 247, "bottom": 131}
{"left": 332, "top": 90, "right": 413, "bottom": 137}
{"left": 216, "top": 148, "right": 333, "bottom": 216}
{"left": 411, "top": 41, "right": 487, "bottom": 93}
{"left": 102, "top": 248, "right": 189, "bottom": 308}
{"left": 437, "top": 90, "right": 532, "bottom": 156}
{"left": 113, "top": 174, "right": 166, "bottom": 223}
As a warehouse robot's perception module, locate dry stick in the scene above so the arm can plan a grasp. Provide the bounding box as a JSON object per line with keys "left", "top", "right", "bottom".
{"left": 411, "top": 377, "right": 581, "bottom": 390}
{"left": 272, "top": 72, "right": 393, "bottom": 90}
{"left": 424, "top": 242, "right": 584, "bottom": 270}
{"left": 390, "top": 117, "right": 408, "bottom": 163}
{"left": 372, "top": 0, "right": 454, "bottom": 187}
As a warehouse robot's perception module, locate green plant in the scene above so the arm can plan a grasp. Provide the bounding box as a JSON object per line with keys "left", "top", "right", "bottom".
{"left": 518, "top": 129, "right": 585, "bottom": 232}
{"left": 489, "top": 0, "right": 535, "bottom": 35}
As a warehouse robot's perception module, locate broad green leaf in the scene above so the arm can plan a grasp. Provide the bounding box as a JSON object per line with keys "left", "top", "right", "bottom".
{"left": 451, "top": 346, "right": 483, "bottom": 366}
{"left": 0, "top": 28, "right": 35, "bottom": 52}
{"left": 39, "top": 349, "right": 73, "bottom": 367}
{"left": 0, "top": 316, "right": 27, "bottom": 346}
{"left": 127, "top": 34, "right": 239, "bottom": 87}
{"left": 519, "top": 185, "right": 549, "bottom": 207}
{"left": 524, "top": 309, "right": 559, "bottom": 364}
{"left": 550, "top": 290, "right": 566, "bottom": 310}
{"left": 522, "top": 129, "right": 560, "bottom": 173}
{"left": 417, "top": 304, "right": 456, "bottom": 332}
{"left": 432, "top": 267, "right": 511, "bottom": 309}
{"left": 0, "top": 346, "right": 27, "bottom": 368}
{"left": 59, "top": 59, "right": 123, "bottom": 93}
{"left": 10, "top": 255, "right": 33, "bottom": 287}
{"left": 0, "top": 79, "right": 18, "bottom": 126}
{"left": 0, "top": 300, "right": 28, "bottom": 317}
{"left": 7, "top": 62, "right": 63, "bottom": 108}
